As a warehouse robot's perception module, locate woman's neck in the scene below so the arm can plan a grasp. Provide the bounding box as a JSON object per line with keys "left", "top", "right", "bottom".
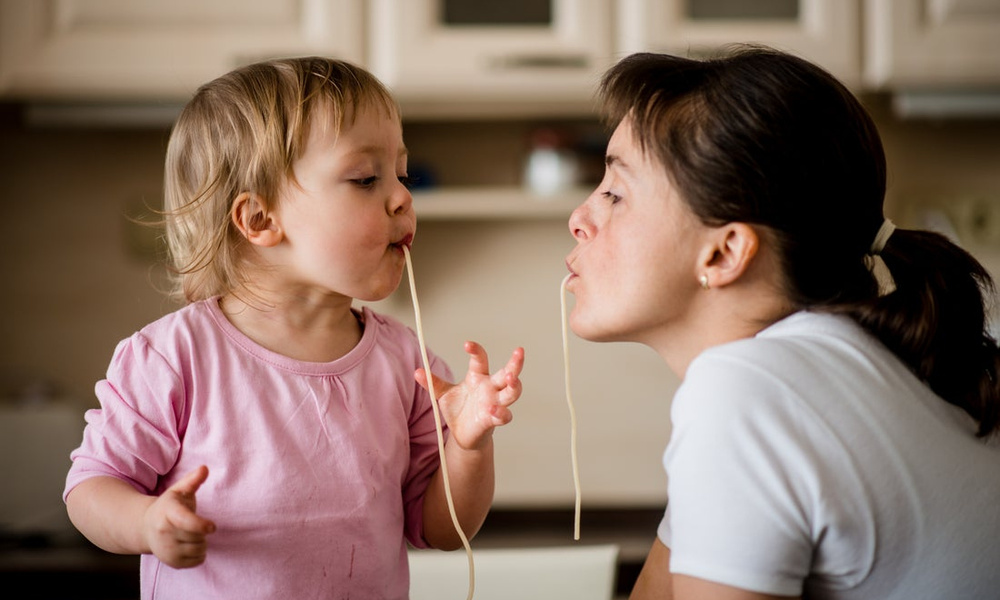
{"left": 648, "top": 280, "right": 794, "bottom": 379}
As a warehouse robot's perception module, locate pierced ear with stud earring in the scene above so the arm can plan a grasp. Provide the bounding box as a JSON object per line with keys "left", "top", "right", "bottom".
{"left": 699, "top": 274, "right": 710, "bottom": 290}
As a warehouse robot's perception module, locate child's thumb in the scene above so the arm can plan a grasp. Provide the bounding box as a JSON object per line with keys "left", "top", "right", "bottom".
{"left": 414, "top": 368, "right": 456, "bottom": 398}
{"left": 171, "top": 465, "right": 210, "bottom": 497}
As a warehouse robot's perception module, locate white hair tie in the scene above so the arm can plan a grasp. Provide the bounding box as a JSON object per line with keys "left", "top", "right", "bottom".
{"left": 870, "top": 218, "right": 896, "bottom": 255}
{"left": 866, "top": 219, "right": 896, "bottom": 295}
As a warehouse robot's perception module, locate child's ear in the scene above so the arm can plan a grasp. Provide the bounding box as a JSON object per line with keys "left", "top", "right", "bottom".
{"left": 231, "top": 192, "right": 282, "bottom": 247}
{"left": 699, "top": 222, "right": 759, "bottom": 288}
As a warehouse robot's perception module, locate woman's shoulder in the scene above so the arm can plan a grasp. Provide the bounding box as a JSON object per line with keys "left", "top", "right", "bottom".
{"left": 699, "top": 311, "right": 870, "bottom": 367}
{"left": 682, "top": 312, "right": 879, "bottom": 408}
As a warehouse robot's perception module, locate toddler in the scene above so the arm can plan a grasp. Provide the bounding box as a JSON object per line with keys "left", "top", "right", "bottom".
{"left": 63, "top": 56, "right": 524, "bottom": 600}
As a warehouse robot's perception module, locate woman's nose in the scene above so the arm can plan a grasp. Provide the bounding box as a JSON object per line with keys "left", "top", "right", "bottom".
{"left": 568, "top": 199, "right": 592, "bottom": 242}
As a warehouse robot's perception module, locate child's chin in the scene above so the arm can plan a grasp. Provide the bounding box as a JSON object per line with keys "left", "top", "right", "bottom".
{"left": 358, "top": 291, "right": 393, "bottom": 303}
{"left": 359, "top": 280, "right": 402, "bottom": 303}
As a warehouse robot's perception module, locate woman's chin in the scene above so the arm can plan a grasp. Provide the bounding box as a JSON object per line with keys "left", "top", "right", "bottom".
{"left": 570, "top": 315, "right": 629, "bottom": 343}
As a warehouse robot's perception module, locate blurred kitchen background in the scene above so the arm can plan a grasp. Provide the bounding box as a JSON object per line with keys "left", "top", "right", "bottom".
{"left": 2, "top": 1, "right": 999, "bottom": 598}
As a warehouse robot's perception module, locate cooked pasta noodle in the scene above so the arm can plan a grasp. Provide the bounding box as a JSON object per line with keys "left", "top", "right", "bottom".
{"left": 561, "top": 273, "right": 582, "bottom": 540}
{"left": 402, "top": 245, "right": 475, "bottom": 600}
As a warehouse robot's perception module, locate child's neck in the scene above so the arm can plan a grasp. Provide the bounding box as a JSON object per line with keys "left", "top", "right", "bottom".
{"left": 218, "top": 292, "right": 363, "bottom": 363}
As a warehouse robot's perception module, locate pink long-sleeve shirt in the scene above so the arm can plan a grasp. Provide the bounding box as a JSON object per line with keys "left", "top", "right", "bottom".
{"left": 64, "top": 299, "right": 451, "bottom": 599}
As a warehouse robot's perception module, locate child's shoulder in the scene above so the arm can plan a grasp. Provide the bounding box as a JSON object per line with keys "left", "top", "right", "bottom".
{"left": 359, "top": 306, "right": 419, "bottom": 345}
{"left": 119, "top": 298, "right": 223, "bottom": 357}
{"left": 137, "top": 297, "right": 218, "bottom": 335}
{"left": 104, "top": 299, "right": 221, "bottom": 373}
{"left": 357, "top": 306, "right": 453, "bottom": 377}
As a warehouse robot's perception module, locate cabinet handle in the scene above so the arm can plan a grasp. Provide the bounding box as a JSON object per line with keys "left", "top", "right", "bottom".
{"left": 490, "top": 54, "right": 590, "bottom": 69}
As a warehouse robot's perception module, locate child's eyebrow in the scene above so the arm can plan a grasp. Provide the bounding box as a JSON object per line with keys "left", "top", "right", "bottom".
{"left": 346, "top": 145, "right": 409, "bottom": 159}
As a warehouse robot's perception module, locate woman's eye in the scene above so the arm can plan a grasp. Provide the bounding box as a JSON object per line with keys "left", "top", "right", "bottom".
{"left": 602, "top": 190, "right": 622, "bottom": 204}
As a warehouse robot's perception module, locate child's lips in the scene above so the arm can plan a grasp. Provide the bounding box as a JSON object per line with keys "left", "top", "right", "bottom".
{"left": 392, "top": 233, "right": 414, "bottom": 250}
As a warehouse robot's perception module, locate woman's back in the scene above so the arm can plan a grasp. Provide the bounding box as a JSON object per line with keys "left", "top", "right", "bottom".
{"left": 663, "top": 311, "right": 1000, "bottom": 599}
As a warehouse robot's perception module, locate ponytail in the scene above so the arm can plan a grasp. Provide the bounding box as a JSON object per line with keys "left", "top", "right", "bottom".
{"left": 843, "top": 228, "right": 1000, "bottom": 438}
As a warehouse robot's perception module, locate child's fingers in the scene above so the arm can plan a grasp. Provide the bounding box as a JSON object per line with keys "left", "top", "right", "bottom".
{"left": 504, "top": 347, "right": 525, "bottom": 378}
{"left": 496, "top": 372, "right": 522, "bottom": 407}
{"left": 167, "top": 502, "right": 217, "bottom": 535}
{"left": 162, "top": 466, "right": 216, "bottom": 535}
{"left": 171, "top": 540, "right": 209, "bottom": 568}
{"left": 463, "top": 341, "right": 491, "bottom": 375}
{"left": 491, "top": 347, "right": 525, "bottom": 388}
{"left": 173, "top": 517, "right": 216, "bottom": 539}
{"left": 489, "top": 405, "right": 514, "bottom": 426}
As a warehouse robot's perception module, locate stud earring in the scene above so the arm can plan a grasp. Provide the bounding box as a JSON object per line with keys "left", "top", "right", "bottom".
{"left": 699, "top": 274, "right": 710, "bottom": 289}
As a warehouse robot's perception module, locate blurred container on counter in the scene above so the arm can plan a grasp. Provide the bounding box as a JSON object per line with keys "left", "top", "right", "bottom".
{"left": 523, "top": 127, "right": 580, "bottom": 197}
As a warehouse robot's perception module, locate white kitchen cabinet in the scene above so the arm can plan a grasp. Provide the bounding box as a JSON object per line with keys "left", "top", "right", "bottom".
{"left": 0, "top": 0, "right": 364, "bottom": 100}
{"left": 616, "top": 0, "right": 862, "bottom": 88}
{"left": 367, "top": 0, "right": 614, "bottom": 116}
{"left": 864, "top": 0, "right": 1000, "bottom": 89}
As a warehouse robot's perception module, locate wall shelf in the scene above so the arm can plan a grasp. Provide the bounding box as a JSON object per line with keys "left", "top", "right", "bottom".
{"left": 413, "top": 186, "right": 587, "bottom": 220}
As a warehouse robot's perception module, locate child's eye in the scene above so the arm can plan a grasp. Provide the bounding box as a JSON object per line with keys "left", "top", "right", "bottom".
{"left": 602, "top": 190, "right": 622, "bottom": 204}
{"left": 398, "top": 175, "right": 420, "bottom": 189}
{"left": 352, "top": 176, "right": 378, "bottom": 188}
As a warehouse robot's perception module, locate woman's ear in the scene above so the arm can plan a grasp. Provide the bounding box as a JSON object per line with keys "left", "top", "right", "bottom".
{"left": 231, "top": 192, "right": 282, "bottom": 247}
{"left": 700, "top": 223, "right": 759, "bottom": 288}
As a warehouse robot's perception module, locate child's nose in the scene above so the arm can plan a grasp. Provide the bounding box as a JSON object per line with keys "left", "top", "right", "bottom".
{"left": 389, "top": 185, "right": 413, "bottom": 216}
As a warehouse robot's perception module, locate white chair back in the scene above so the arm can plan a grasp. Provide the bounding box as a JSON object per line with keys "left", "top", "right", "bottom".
{"left": 408, "top": 544, "right": 620, "bottom": 600}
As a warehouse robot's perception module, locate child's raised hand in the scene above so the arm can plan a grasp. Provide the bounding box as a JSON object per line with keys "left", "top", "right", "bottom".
{"left": 142, "top": 465, "right": 217, "bottom": 569}
{"left": 415, "top": 342, "right": 525, "bottom": 451}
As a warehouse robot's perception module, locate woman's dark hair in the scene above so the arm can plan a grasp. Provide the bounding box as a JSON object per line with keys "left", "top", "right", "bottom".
{"left": 599, "top": 46, "right": 999, "bottom": 437}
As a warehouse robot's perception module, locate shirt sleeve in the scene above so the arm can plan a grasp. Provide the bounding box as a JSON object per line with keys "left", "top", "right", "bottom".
{"left": 401, "top": 350, "right": 453, "bottom": 548}
{"left": 662, "top": 353, "right": 818, "bottom": 597}
{"left": 64, "top": 333, "right": 186, "bottom": 501}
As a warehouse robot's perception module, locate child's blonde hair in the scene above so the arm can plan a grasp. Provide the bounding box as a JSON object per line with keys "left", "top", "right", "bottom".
{"left": 163, "top": 57, "right": 399, "bottom": 303}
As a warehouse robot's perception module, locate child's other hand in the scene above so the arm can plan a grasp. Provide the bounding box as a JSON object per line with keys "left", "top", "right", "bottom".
{"left": 142, "top": 465, "right": 217, "bottom": 569}
{"left": 415, "top": 342, "right": 525, "bottom": 450}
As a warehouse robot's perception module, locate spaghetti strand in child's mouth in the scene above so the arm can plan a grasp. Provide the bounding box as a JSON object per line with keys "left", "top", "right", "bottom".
{"left": 403, "top": 245, "right": 476, "bottom": 600}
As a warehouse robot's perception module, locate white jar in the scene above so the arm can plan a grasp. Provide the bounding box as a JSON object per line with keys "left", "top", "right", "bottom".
{"left": 524, "top": 129, "right": 579, "bottom": 197}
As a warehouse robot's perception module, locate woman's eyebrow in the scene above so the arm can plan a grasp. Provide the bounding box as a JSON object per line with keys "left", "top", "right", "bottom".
{"left": 605, "top": 154, "right": 629, "bottom": 171}
{"left": 605, "top": 154, "right": 634, "bottom": 179}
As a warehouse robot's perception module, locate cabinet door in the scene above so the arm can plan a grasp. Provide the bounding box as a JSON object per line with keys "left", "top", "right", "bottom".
{"left": 368, "top": 0, "right": 614, "bottom": 114}
{"left": 617, "top": 0, "right": 861, "bottom": 88}
{"left": 0, "top": 0, "right": 364, "bottom": 100}
{"left": 864, "top": 0, "right": 1000, "bottom": 88}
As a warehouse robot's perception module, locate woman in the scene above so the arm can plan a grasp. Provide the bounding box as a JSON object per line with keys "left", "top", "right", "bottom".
{"left": 564, "top": 46, "right": 1000, "bottom": 600}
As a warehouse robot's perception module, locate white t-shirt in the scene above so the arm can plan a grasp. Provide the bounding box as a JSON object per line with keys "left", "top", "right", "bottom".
{"left": 658, "top": 311, "right": 1000, "bottom": 599}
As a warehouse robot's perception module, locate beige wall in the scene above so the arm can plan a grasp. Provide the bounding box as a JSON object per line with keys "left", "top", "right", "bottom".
{"left": 3, "top": 94, "right": 1000, "bottom": 506}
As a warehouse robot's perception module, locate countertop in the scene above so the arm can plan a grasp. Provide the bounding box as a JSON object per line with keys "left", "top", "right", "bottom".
{"left": 1, "top": 507, "right": 660, "bottom": 599}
